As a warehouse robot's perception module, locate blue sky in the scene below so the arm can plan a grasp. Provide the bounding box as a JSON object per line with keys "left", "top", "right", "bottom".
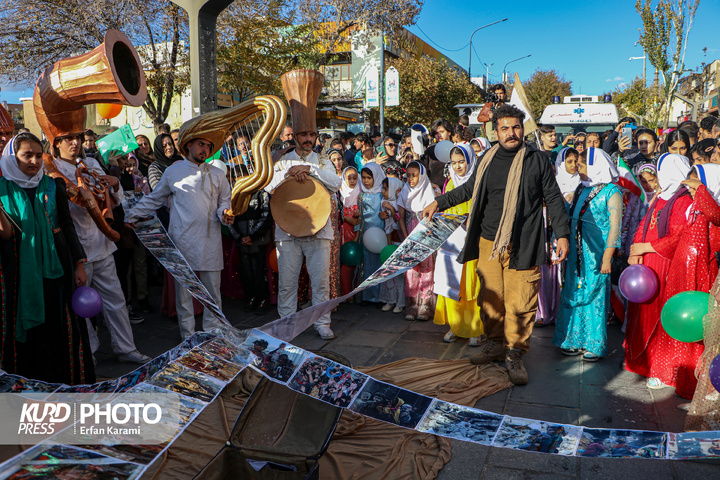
{"left": 405, "top": 0, "right": 719, "bottom": 95}
{"left": 2, "top": 1, "right": 718, "bottom": 104}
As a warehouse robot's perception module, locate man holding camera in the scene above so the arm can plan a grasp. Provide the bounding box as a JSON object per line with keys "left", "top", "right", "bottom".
{"left": 477, "top": 84, "right": 507, "bottom": 142}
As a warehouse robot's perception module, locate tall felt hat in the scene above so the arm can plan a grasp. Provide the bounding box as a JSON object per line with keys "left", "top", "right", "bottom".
{"left": 0, "top": 103, "right": 13, "bottom": 132}
{"left": 281, "top": 69, "right": 324, "bottom": 134}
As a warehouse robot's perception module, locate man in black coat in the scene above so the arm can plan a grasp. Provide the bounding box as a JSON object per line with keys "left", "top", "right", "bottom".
{"left": 423, "top": 105, "right": 570, "bottom": 385}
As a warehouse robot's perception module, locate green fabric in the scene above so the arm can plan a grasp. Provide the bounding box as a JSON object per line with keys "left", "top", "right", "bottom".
{"left": 0, "top": 176, "right": 64, "bottom": 342}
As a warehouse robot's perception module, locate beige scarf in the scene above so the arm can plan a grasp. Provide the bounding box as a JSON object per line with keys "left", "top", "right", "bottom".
{"left": 469, "top": 143, "right": 526, "bottom": 259}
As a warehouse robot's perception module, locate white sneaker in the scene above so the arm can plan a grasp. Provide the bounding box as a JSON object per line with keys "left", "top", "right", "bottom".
{"left": 393, "top": 306, "right": 404, "bottom": 314}
{"left": 381, "top": 303, "right": 394, "bottom": 312}
{"left": 316, "top": 326, "right": 335, "bottom": 340}
{"left": 404, "top": 314, "right": 415, "bottom": 321}
{"left": 468, "top": 336, "right": 482, "bottom": 347}
{"left": 443, "top": 330, "right": 458, "bottom": 343}
{"left": 117, "top": 350, "right": 151, "bottom": 364}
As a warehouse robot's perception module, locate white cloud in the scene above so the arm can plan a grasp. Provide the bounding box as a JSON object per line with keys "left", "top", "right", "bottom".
{"left": 617, "top": 82, "right": 628, "bottom": 89}
{"left": 614, "top": 76, "right": 624, "bottom": 81}
{"left": 605, "top": 78, "right": 612, "bottom": 82}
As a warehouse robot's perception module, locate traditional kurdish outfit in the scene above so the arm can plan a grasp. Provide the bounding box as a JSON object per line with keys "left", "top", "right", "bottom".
{"left": 379, "top": 177, "right": 406, "bottom": 309}
{"left": 0, "top": 140, "right": 94, "bottom": 384}
{"left": 398, "top": 161, "right": 437, "bottom": 320}
{"left": 359, "top": 162, "right": 386, "bottom": 303}
{"left": 553, "top": 149, "right": 623, "bottom": 357}
{"left": 339, "top": 167, "right": 360, "bottom": 296}
{"left": 654, "top": 164, "right": 720, "bottom": 398}
{"left": 329, "top": 191, "right": 342, "bottom": 300}
{"left": 625, "top": 154, "right": 694, "bottom": 381}
{"left": 126, "top": 159, "right": 232, "bottom": 339}
{"left": 434, "top": 145, "right": 482, "bottom": 338}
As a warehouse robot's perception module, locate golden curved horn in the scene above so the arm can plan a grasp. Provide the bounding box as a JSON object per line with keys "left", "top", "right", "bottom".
{"left": 177, "top": 95, "right": 287, "bottom": 216}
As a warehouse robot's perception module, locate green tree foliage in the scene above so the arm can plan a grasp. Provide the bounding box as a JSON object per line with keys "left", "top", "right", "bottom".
{"left": 635, "top": 0, "right": 700, "bottom": 126}
{"left": 378, "top": 55, "right": 482, "bottom": 127}
{"left": 523, "top": 69, "right": 572, "bottom": 120}
{"left": 612, "top": 77, "right": 663, "bottom": 128}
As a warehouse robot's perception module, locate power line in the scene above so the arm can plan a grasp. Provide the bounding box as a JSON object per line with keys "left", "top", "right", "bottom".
{"left": 472, "top": 44, "right": 488, "bottom": 69}
{"left": 413, "top": 24, "right": 470, "bottom": 53}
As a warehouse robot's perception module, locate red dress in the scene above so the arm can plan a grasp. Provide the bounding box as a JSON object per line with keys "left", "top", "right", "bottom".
{"left": 652, "top": 186, "right": 720, "bottom": 398}
{"left": 624, "top": 193, "right": 693, "bottom": 380}
{"left": 341, "top": 205, "right": 360, "bottom": 296}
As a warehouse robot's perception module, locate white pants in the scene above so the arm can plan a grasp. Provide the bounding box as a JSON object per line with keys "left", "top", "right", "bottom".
{"left": 84, "top": 255, "right": 138, "bottom": 355}
{"left": 175, "top": 270, "right": 223, "bottom": 340}
{"left": 276, "top": 239, "right": 331, "bottom": 327}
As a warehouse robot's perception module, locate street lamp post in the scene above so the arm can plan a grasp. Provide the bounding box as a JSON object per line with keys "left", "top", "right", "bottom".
{"left": 502, "top": 54, "right": 532, "bottom": 83}
{"left": 468, "top": 18, "right": 508, "bottom": 79}
{"left": 629, "top": 56, "right": 646, "bottom": 87}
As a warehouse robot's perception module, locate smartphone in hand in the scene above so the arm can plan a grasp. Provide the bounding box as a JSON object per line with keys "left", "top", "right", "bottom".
{"left": 621, "top": 126, "right": 633, "bottom": 144}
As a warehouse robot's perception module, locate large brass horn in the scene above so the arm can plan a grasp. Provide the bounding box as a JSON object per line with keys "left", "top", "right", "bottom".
{"left": 34, "top": 29, "right": 147, "bottom": 242}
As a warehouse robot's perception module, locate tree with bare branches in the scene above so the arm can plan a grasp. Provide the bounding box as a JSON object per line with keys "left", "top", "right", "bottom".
{"left": 0, "top": 0, "right": 189, "bottom": 131}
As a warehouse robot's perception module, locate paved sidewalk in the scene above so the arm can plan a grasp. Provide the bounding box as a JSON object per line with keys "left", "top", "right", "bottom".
{"left": 95, "top": 293, "right": 720, "bottom": 479}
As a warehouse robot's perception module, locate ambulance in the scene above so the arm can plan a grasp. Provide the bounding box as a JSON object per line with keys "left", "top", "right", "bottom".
{"left": 539, "top": 95, "right": 619, "bottom": 141}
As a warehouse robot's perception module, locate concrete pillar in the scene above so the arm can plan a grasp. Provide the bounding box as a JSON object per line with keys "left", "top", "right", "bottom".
{"left": 171, "top": 0, "right": 233, "bottom": 115}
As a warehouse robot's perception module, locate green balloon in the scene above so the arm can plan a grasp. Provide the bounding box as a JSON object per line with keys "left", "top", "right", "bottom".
{"left": 340, "top": 241, "right": 363, "bottom": 266}
{"left": 380, "top": 244, "right": 399, "bottom": 264}
{"left": 661, "top": 291, "right": 711, "bottom": 343}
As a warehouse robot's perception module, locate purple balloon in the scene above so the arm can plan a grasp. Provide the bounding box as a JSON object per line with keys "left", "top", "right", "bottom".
{"left": 710, "top": 354, "right": 720, "bottom": 393}
{"left": 619, "top": 264, "right": 658, "bottom": 304}
{"left": 72, "top": 286, "right": 103, "bottom": 318}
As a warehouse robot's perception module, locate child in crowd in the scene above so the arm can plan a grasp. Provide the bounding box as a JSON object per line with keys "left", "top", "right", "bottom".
{"left": 433, "top": 145, "right": 483, "bottom": 344}
{"left": 379, "top": 177, "right": 405, "bottom": 312}
{"left": 553, "top": 148, "right": 622, "bottom": 361}
{"left": 555, "top": 147, "right": 580, "bottom": 203}
{"left": 398, "top": 161, "right": 437, "bottom": 321}
{"left": 359, "top": 162, "right": 387, "bottom": 304}
{"left": 340, "top": 167, "right": 361, "bottom": 297}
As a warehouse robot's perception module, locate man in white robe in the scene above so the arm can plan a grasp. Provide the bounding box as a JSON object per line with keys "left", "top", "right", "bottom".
{"left": 50, "top": 133, "right": 150, "bottom": 364}
{"left": 125, "top": 137, "right": 233, "bottom": 340}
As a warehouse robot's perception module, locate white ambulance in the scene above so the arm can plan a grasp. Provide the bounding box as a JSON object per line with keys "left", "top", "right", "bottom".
{"left": 539, "top": 95, "right": 619, "bottom": 141}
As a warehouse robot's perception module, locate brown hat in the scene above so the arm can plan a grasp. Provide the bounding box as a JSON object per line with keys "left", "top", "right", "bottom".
{"left": 281, "top": 69, "right": 324, "bottom": 134}
{"left": 0, "top": 104, "right": 13, "bottom": 133}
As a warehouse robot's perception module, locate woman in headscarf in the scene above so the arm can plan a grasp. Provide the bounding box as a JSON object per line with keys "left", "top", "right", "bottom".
{"left": 359, "top": 162, "right": 386, "bottom": 304}
{"left": 398, "top": 161, "right": 438, "bottom": 321}
{"left": 645, "top": 163, "right": 720, "bottom": 400}
{"left": 552, "top": 148, "right": 623, "bottom": 361}
{"left": 339, "top": 166, "right": 361, "bottom": 297}
{"left": 379, "top": 176, "right": 405, "bottom": 313}
{"left": 0, "top": 133, "right": 95, "bottom": 385}
{"left": 555, "top": 147, "right": 581, "bottom": 203}
{"left": 148, "top": 133, "right": 183, "bottom": 191}
{"left": 134, "top": 134, "right": 154, "bottom": 177}
{"left": 625, "top": 153, "right": 694, "bottom": 387}
{"left": 433, "top": 145, "right": 484, "bottom": 345}
{"left": 326, "top": 148, "right": 345, "bottom": 301}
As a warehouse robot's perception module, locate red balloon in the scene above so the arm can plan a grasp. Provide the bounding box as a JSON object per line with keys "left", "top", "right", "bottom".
{"left": 97, "top": 103, "right": 123, "bottom": 119}
{"left": 268, "top": 248, "right": 278, "bottom": 273}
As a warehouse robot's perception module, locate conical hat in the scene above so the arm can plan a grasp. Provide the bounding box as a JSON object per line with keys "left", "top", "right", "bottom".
{"left": 281, "top": 69, "right": 324, "bottom": 134}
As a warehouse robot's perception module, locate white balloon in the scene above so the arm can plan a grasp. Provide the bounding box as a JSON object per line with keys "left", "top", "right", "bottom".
{"left": 363, "top": 227, "right": 388, "bottom": 254}
{"left": 209, "top": 159, "right": 228, "bottom": 175}
{"left": 434, "top": 140, "right": 454, "bottom": 163}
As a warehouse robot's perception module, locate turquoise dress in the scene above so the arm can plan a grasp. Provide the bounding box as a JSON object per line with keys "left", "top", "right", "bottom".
{"left": 361, "top": 191, "right": 385, "bottom": 302}
{"left": 553, "top": 183, "right": 622, "bottom": 357}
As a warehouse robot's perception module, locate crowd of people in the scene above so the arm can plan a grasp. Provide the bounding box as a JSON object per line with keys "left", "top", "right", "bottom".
{"left": 2, "top": 83, "right": 720, "bottom": 418}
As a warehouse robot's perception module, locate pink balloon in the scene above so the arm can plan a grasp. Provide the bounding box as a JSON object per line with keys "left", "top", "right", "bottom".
{"left": 619, "top": 264, "right": 658, "bottom": 304}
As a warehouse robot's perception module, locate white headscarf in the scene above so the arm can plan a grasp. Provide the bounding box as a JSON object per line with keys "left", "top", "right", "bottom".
{"left": 693, "top": 163, "right": 720, "bottom": 201}
{"left": 471, "top": 137, "right": 491, "bottom": 153}
{"left": 656, "top": 153, "right": 691, "bottom": 201}
{"left": 385, "top": 177, "right": 403, "bottom": 203}
{"left": 555, "top": 147, "right": 580, "bottom": 196}
{"left": 340, "top": 166, "right": 360, "bottom": 208}
{"left": 398, "top": 161, "right": 436, "bottom": 212}
{"left": 448, "top": 144, "right": 476, "bottom": 189}
{"left": 0, "top": 135, "right": 45, "bottom": 188}
{"left": 360, "top": 161, "right": 386, "bottom": 195}
{"left": 582, "top": 147, "right": 618, "bottom": 187}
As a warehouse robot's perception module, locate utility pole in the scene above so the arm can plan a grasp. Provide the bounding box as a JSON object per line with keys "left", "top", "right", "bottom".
{"left": 379, "top": 32, "right": 385, "bottom": 135}
{"left": 468, "top": 18, "right": 508, "bottom": 79}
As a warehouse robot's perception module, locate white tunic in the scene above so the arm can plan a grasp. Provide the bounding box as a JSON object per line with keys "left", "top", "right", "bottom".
{"left": 267, "top": 149, "right": 341, "bottom": 241}
{"left": 51, "top": 157, "right": 124, "bottom": 263}
{"left": 125, "top": 159, "right": 231, "bottom": 271}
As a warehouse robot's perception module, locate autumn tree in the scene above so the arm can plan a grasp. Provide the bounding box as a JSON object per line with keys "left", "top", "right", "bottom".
{"left": 295, "top": 0, "right": 423, "bottom": 68}
{"left": 612, "top": 76, "right": 663, "bottom": 127}
{"left": 636, "top": 0, "right": 700, "bottom": 127}
{"left": 523, "top": 69, "right": 572, "bottom": 120}
{"left": 216, "top": 0, "right": 319, "bottom": 102}
{"left": 380, "top": 55, "right": 482, "bottom": 127}
{"left": 0, "top": 0, "right": 188, "bottom": 131}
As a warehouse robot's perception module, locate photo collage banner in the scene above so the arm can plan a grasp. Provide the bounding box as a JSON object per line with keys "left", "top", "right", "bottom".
{"left": 1, "top": 210, "right": 719, "bottom": 478}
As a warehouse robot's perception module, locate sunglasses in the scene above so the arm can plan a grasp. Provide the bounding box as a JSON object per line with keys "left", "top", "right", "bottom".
{"left": 385, "top": 143, "right": 395, "bottom": 147}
